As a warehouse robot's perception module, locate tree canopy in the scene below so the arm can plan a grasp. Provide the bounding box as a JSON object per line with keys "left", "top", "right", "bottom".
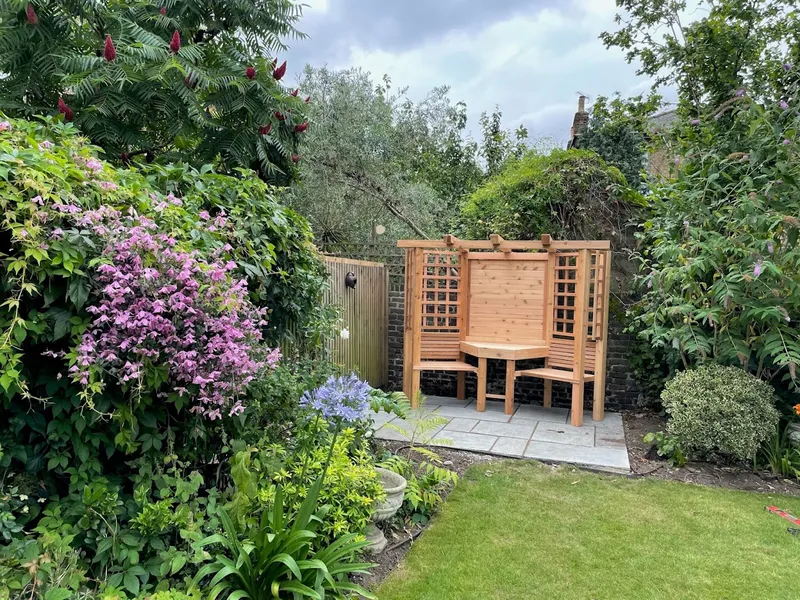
{"left": 0, "top": 0, "right": 308, "bottom": 182}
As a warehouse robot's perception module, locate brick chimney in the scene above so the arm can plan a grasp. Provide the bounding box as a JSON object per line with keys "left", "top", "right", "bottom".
{"left": 568, "top": 95, "right": 589, "bottom": 149}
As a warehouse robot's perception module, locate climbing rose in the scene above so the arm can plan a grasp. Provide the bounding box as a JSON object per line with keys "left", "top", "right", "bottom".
{"left": 159, "top": 6, "right": 166, "bottom": 15}
{"left": 274, "top": 111, "right": 285, "bottom": 121}
{"left": 26, "top": 3, "right": 37, "bottom": 25}
{"left": 170, "top": 30, "right": 181, "bottom": 53}
{"left": 273, "top": 60, "right": 287, "bottom": 81}
{"left": 104, "top": 35, "right": 116, "bottom": 61}
{"left": 0, "top": 121, "right": 11, "bottom": 131}
{"left": 291, "top": 154, "right": 301, "bottom": 163}
{"left": 246, "top": 66, "right": 256, "bottom": 80}
{"left": 258, "top": 124, "right": 272, "bottom": 135}
{"left": 294, "top": 122, "right": 309, "bottom": 133}
{"left": 290, "top": 89, "right": 299, "bottom": 97}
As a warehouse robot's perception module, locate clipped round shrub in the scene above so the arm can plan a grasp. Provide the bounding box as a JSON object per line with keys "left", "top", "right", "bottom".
{"left": 662, "top": 364, "right": 779, "bottom": 461}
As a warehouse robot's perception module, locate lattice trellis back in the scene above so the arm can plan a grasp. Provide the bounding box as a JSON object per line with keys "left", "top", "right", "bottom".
{"left": 552, "top": 252, "right": 605, "bottom": 340}
{"left": 420, "top": 251, "right": 461, "bottom": 332}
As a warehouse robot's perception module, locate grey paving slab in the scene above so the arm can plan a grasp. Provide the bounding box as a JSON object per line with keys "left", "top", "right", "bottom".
{"left": 472, "top": 420, "right": 536, "bottom": 440}
{"left": 431, "top": 430, "right": 498, "bottom": 452}
{"left": 513, "top": 404, "right": 569, "bottom": 423}
{"left": 425, "top": 395, "right": 472, "bottom": 408}
{"left": 532, "top": 422, "right": 595, "bottom": 447}
{"left": 370, "top": 411, "right": 396, "bottom": 428}
{"left": 491, "top": 437, "right": 528, "bottom": 457}
{"left": 434, "top": 404, "right": 512, "bottom": 423}
{"left": 524, "top": 440, "right": 630, "bottom": 472}
{"left": 374, "top": 416, "right": 448, "bottom": 442}
{"left": 376, "top": 396, "right": 630, "bottom": 472}
{"left": 465, "top": 400, "right": 516, "bottom": 415}
{"left": 443, "top": 417, "right": 479, "bottom": 432}
{"left": 570, "top": 410, "right": 623, "bottom": 430}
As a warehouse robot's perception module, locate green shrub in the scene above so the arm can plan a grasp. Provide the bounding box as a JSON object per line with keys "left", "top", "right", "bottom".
{"left": 630, "top": 79, "right": 800, "bottom": 394}
{"left": 458, "top": 149, "right": 639, "bottom": 241}
{"left": 662, "top": 364, "right": 779, "bottom": 461}
{"left": 227, "top": 423, "right": 384, "bottom": 546}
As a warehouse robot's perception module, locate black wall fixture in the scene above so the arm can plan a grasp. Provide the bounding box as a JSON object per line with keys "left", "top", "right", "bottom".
{"left": 345, "top": 271, "right": 357, "bottom": 289}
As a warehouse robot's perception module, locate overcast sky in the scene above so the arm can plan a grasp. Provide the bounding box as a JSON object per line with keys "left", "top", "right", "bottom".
{"left": 283, "top": 0, "right": 684, "bottom": 146}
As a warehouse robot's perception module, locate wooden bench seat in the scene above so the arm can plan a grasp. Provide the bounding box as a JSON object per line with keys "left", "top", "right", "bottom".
{"left": 515, "top": 367, "right": 595, "bottom": 383}
{"left": 413, "top": 361, "right": 478, "bottom": 373}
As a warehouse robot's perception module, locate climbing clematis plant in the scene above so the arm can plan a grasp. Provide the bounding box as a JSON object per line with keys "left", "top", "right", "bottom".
{"left": 66, "top": 206, "right": 280, "bottom": 419}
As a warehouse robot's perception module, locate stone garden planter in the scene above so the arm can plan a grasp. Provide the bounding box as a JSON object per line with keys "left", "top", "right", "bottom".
{"left": 364, "top": 467, "right": 407, "bottom": 554}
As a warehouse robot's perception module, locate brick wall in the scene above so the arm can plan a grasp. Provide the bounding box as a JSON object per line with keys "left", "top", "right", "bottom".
{"left": 386, "top": 275, "right": 641, "bottom": 410}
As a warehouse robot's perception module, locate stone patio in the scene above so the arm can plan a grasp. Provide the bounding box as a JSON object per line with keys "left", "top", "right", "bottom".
{"left": 373, "top": 395, "right": 630, "bottom": 472}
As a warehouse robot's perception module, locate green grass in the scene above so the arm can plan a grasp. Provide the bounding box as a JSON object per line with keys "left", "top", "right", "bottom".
{"left": 376, "top": 461, "right": 800, "bottom": 600}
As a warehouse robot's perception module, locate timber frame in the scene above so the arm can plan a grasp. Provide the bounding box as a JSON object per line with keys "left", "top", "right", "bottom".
{"left": 400, "top": 234, "right": 612, "bottom": 427}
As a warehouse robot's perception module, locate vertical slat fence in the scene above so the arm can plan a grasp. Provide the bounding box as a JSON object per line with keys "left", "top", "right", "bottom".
{"left": 323, "top": 257, "right": 389, "bottom": 387}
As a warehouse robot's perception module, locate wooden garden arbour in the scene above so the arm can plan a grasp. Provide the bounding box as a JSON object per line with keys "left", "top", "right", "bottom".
{"left": 399, "top": 234, "right": 612, "bottom": 427}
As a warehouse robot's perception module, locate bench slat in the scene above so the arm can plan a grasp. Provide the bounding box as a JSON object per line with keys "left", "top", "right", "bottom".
{"left": 515, "top": 367, "right": 595, "bottom": 383}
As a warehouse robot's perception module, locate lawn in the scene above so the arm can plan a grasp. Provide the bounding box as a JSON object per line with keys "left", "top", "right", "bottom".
{"left": 376, "top": 461, "right": 800, "bottom": 600}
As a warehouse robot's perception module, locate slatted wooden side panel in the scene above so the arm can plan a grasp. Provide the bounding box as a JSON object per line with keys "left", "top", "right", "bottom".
{"left": 323, "top": 257, "right": 388, "bottom": 387}
{"left": 548, "top": 338, "right": 597, "bottom": 372}
{"left": 467, "top": 257, "right": 546, "bottom": 343}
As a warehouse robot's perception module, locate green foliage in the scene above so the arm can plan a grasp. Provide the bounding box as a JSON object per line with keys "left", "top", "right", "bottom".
{"left": 0, "top": 116, "right": 326, "bottom": 596}
{"left": 642, "top": 431, "right": 687, "bottom": 467}
{"left": 661, "top": 364, "right": 779, "bottom": 461}
{"left": 192, "top": 479, "right": 375, "bottom": 600}
{"left": 0, "top": 0, "right": 308, "bottom": 182}
{"left": 625, "top": 336, "right": 680, "bottom": 408}
{"left": 601, "top": 0, "right": 798, "bottom": 117}
{"left": 227, "top": 424, "right": 384, "bottom": 546}
{"left": 756, "top": 424, "right": 800, "bottom": 481}
{"left": 459, "top": 149, "right": 639, "bottom": 241}
{"left": 367, "top": 389, "right": 411, "bottom": 421}
{"left": 579, "top": 93, "right": 662, "bottom": 190}
{"left": 478, "top": 106, "right": 529, "bottom": 177}
{"left": 630, "top": 79, "right": 800, "bottom": 391}
{"left": 378, "top": 396, "right": 457, "bottom": 525}
{"left": 287, "top": 67, "right": 470, "bottom": 243}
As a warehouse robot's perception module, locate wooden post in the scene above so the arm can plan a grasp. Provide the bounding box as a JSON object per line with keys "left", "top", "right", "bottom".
{"left": 477, "top": 357, "right": 487, "bottom": 412}
{"left": 571, "top": 249, "right": 591, "bottom": 427}
{"left": 593, "top": 250, "right": 612, "bottom": 421}
{"left": 542, "top": 250, "right": 555, "bottom": 408}
{"left": 402, "top": 249, "right": 414, "bottom": 399}
{"left": 457, "top": 248, "right": 468, "bottom": 400}
{"left": 505, "top": 359, "right": 516, "bottom": 415}
{"left": 410, "top": 249, "right": 424, "bottom": 407}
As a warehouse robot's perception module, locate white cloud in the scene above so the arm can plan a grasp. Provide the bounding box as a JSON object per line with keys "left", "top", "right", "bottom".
{"left": 338, "top": 0, "right": 647, "bottom": 143}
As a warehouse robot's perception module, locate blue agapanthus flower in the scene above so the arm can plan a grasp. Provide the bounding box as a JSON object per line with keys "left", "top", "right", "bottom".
{"left": 300, "top": 373, "right": 371, "bottom": 423}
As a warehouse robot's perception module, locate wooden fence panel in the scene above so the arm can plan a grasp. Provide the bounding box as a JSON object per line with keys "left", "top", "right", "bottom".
{"left": 323, "top": 257, "right": 389, "bottom": 387}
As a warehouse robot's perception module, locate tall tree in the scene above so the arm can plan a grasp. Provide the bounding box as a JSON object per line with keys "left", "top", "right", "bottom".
{"left": 601, "top": 0, "right": 798, "bottom": 117}
{"left": 287, "top": 67, "right": 483, "bottom": 244}
{"left": 0, "top": 0, "right": 307, "bottom": 182}
{"left": 479, "top": 106, "right": 528, "bottom": 176}
{"left": 580, "top": 92, "right": 662, "bottom": 189}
